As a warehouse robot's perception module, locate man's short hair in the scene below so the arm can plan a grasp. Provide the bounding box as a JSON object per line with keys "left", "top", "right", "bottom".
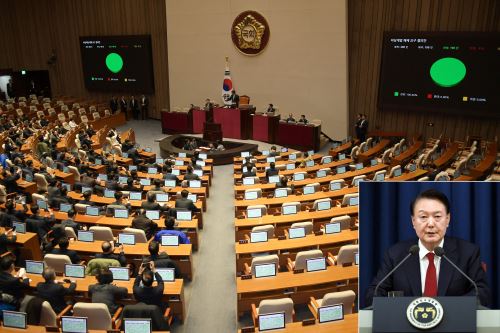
{"left": 67, "top": 209, "right": 76, "bottom": 218}
{"left": 142, "top": 270, "right": 154, "bottom": 287}
{"left": 83, "top": 191, "right": 92, "bottom": 199}
{"left": 147, "top": 192, "right": 155, "bottom": 202}
{"left": 42, "top": 267, "right": 56, "bottom": 282}
{"left": 0, "top": 256, "right": 15, "bottom": 271}
{"left": 59, "top": 237, "right": 70, "bottom": 250}
{"left": 165, "top": 217, "right": 175, "bottom": 230}
{"left": 181, "top": 190, "right": 189, "bottom": 198}
{"left": 148, "top": 241, "right": 160, "bottom": 255}
{"left": 114, "top": 191, "right": 123, "bottom": 200}
{"left": 101, "top": 241, "right": 112, "bottom": 253}
{"left": 96, "top": 268, "right": 113, "bottom": 284}
{"left": 410, "top": 189, "right": 450, "bottom": 216}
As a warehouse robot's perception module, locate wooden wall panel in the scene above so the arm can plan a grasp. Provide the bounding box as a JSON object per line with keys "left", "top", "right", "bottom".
{"left": 0, "top": 0, "right": 168, "bottom": 119}
{"left": 348, "top": 0, "right": 500, "bottom": 141}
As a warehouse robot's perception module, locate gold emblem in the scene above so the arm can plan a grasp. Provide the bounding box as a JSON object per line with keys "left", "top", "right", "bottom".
{"left": 231, "top": 11, "right": 270, "bottom": 56}
{"left": 234, "top": 15, "right": 265, "bottom": 49}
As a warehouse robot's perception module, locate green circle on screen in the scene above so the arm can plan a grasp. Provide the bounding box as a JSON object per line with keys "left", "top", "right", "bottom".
{"left": 105, "top": 53, "right": 123, "bottom": 73}
{"left": 430, "top": 57, "right": 466, "bottom": 87}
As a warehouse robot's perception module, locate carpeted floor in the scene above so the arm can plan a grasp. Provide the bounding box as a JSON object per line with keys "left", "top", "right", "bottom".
{"left": 117, "top": 119, "right": 338, "bottom": 332}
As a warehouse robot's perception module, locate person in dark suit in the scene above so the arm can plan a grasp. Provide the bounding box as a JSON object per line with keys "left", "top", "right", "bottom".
{"left": 204, "top": 98, "right": 213, "bottom": 112}
{"left": 120, "top": 96, "right": 128, "bottom": 113}
{"left": 242, "top": 163, "right": 257, "bottom": 178}
{"left": 175, "top": 190, "right": 200, "bottom": 213}
{"left": 0, "top": 255, "right": 30, "bottom": 302}
{"left": 230, "top": 90, "right": 239, "bottom": 108}
{"left": 142, "top": 241, "right": 181, "bottom": 278}
{"left": 141, "top": 193, "right": 169, "bottom": 213}
{"left": 140, "top": 95, "right": 149, "bottom": 120}
{"left": 60, "top": 209, "right": 82, "bottom": 233}
{"left": 286, "top": 113, "right": 296, "bottom": 123}
{"left": 0, "top": 228, "right": 17, "bottom": 255}
{"left": 36, "top": 267, "right": 76, "bottom": 313}
{"left": 88, "top": 268, "right": 128, "bottom": 315}
{"left": 130, "top": 96, "right": 139, "bottom": 120}
{"left": 354, "top": 113, "right": 363, "bottom": 142}
{"left": 1, "top": 200, "right": 29, "bottom": 228}
{"left": 183, "top": 166, "right": 200, "bottom": 181}
{"left": 265, "top": 162, "right": 279, "bottom": 179}
{"left": 1, "top": 168, "right": 21, "bottom": 194}
{"left": 133, "top": 261, "right": 164, "bottom": 309}
{"left": 298, "top": 114, "right": 309, "bottom": 124}
{"left": 109, "top": 96, "right": 119, "bottom": 114}
{"left": 266, "top": 104, "right": 275, "bottom": 113}
{"left": 162, "top": 166, "right": 179, "bottom": 185}
{"left": 96, "top": 241, "right": 127, "bottom": 267}
{"left": 132, "top": 209, "right": 158, "bottom": 239}
{"left": 359, "top": 114, "right": 368, "bottom": 142}
{"left": 268, "top": 146, "right": 279, "bottom": 157}
{"left": 365, "top": 189, "right": 490, "bottom": 307}
{"left": 50, "top": 237, "right": 81, "bottom": 264}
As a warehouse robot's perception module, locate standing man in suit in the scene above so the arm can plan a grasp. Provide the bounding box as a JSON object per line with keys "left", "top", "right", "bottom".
{"left": 120, "top": 96, "right": 128, "bottom": 120}
{"left": 204, "top": 98, "right": 213, "bottom": 111}
{"left": 140, "top": 94, "right": 149, "bottom": 120}
{"left": 365, "top": 189, "right": 490, "bottom": 307}
{"left": 130, "top": 96, "right": 139, "bottom": 120}
{"left": 354, "top": 113, "right": 363, "bottom": 141}
{"left": 359, "top": 114, "right": 368, "bottom": 143}
{"left": 109, "top": 96, "right": 119, "bottom": 114}
{"left": 230, "top": 90, "right": 239, "bottom": 109}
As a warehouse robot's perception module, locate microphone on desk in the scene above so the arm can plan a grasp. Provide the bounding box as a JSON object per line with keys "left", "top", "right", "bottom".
{"left": 373, "top": 244, "right": 419, "bottom": 298}
{"left": 433, "top": 246, "right": 484, "bottom": 308}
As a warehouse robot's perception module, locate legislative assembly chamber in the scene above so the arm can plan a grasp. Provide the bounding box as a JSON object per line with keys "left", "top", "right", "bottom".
{"left": 0, "top": 1, "right": 498, "bottom": 333}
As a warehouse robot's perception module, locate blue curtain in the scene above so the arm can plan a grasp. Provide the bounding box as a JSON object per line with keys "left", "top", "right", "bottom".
{"left": 359, "top": 181, "right": 500, "bottom": 309}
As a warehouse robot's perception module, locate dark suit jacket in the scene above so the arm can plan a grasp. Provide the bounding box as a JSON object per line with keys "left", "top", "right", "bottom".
{"left": 0, "top": 271, "right": 30, "bottom": 300}
{"left": 36, "top": 281, "right": 76, "bottom": 313}
{"left": 265, "top": 168, "right": 279, "bottom": 178}
{"left": 50, "top": 248, "right": 81, "bottom": 264}
{"left": 133, "top": 272, "right": 163, "bottom": 306}
{"left": 132, "top": 216, "right": 158, "bottom": 239}
{"left": 175, "top": 198, "right": 200, "bottom": 213}
{"left": 183, "top": 173, "right": 199, "bottom": 181}
{"left": 365, "top": 237, "right": 490, "bottom": 307}
{"left": 89, "top": 283, "right": 128, "bottom": 314}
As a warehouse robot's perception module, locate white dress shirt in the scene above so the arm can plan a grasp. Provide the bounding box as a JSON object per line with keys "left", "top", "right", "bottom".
{"left": 418, "top": 238, "right": 444, "bottom": 293}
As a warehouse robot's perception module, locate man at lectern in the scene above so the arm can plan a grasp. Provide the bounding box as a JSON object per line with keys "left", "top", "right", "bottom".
{"left": 230, "top": 90, "right": 239, "bottom": 108}
{"left": 365, "top": 189, "right": 490, "bottom": 307}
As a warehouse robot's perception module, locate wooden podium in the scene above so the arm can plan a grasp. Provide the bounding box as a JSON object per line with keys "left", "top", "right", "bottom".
{"left": 203, "top": 122, "right": 222, "bottom": 142}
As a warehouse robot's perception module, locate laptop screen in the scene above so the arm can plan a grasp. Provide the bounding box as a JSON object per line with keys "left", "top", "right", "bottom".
{"left": 317, "top": 170, "right": 327, "bottom": 178}
{"left": 2, "top": 311, "right": 27, "bottom": 329}
{"left": 250, "top": 231, "right": 268, "bottom": 243}
{"left": 178, "top": 152, "right": 187, "bottom": 158}
{"left": 129, "top": 165, "right": 138, "bottom": 171}
{"left": 104, "top": 189, "right": 115, "bottom": 198}
{"left": 119, "top": 176, "right": 128, "bottom": 184}
{"left": 156, "top": 158, "right": 164, "bottom": 164}
{"left": 306, "top": 257, "right": 327, "bottom": 272}
{"left": 261, "top": 150, "right": 269, "bottom": 156}
{"left": 243, "top": 177, "right": 255, "bottom": 185}
{"left": 247, "top": 208, "right": 262, "bottom": 218}
{"left": 161, "top": 234, "right": 179, "bottom": 246}
{"left": 375, "top": 173, "right": 385, "bottom": 181}
{"left": 356, "top": 163, "right": 363, "bottom": 170}
{"left": 318, "top": 304, "right": 344, "bottom": 323}
{"left": 322, "top": 157, "right": 332, "bottom": 164}
{"left": 144, "top": 147, "right": 152, "bottom": 153}
{"left": 245, "top": 191, "right": 258, "bottom": 200}
{"left": 12, "top": 222, "right": 26, "bottom": 234}
{"left": 196, "top": 160, "right": 205, "bottom": 167}
{"left": 266, "top": 157, "right": 275, "bottom": 163}
{"left": 24, "top": 174, "right": 33, "bottom": 182}
{"left": 187, "top": 194, "right": 197, "bottom": 202}
{"left": 26, "top": 260, "right": 44, "bottom": 274}
{"left": 81, "top": 186, "right": 92, "bottom": 194}
{"left": 98, "top": 174, "right": 108, "bottom": 181}
{"left": 349, "top": 196, "right": 359, "bottom": 206}
{"left": 330, "top": 182, "right": 341, "bottom": 191}
{"left": 258, "top": 312, "right": 285, "bottom": 331}
{"left": 189, "top": 180, "right": 201, "bottom": 188}
{"left": 145, "top": 210, "right": 160, "bottom": 220}
{"left": 124, "top": 319, "right": 152, "bottom": 333}
{"left": 336, "top": 166, "right": 346, "bottom": 174}
{"left": 172, "top": 169, "right": 181, "bottom": 176}
{"left": 148, "top": 167, "right": 157, "bottom": 174}
{"left": 325, "top": 222, "right": 341, "bottom": 234}
{"left": 85, "top": 206, "right": 99, "bottom": 216}
{"left": 286, "top": 163, "right": 295, "bottom": 170}
{"left": 65, "top": 264, "right": 85, "bottom": 278}
{"left": 268, "top": 175, "right": 280, "bottom": 184}
{"left": 355, "top": 252, "right": 359, "bottom": 265}
{"left": 78, "top": 230, "right": 94, "bottom": 242}
{"left": 95, "top": 159, "right": 102, "bottom": 165}
{"left": 288, "top": 153, "right": 296, "bottom": 160}
{"left": 199, "top": 153, "right": 207, "bottom": 160}
{"left": 293, "top": 173, "right": 305, "bottom": 181}
{"left": 353, "top": 178, "right": 362, "bottom": 187}
{"left": 60, "top": 203, "right": 72, "bottom": 213}
{"left": 164, "top": 179, "right": 177, "bottom": 187}
{"left": 155, "top": 193, "right": 168, "bottom": 202}
{"left": 317, "top": 201, "right": 331, "bottom": 211}
{"left": 409, "top": 163, "right": 417, "bottom": 172}
{"left": 371, "top": 159, "right": 378, "bottom": 166}
{"left": 37, "top": 199, "right": 48, "bottom": 210}
{"left": 109, "top": 267, "right": 130, "bottom": 281}
{"left": 176, "top": 210, "right": 191, "bottom": 221}
{"left": 303, "top": 185, "right": 315, "bottom": 195}
{"left": 155, "top": 268, "right": 175, "bottom": 282}
{"left": 289, "top": 227, "right": 306, "bottom": 239}
{"left": 338, "top": 153, "right": 346, "bottom": 160}
{"left": 140, "top": 178, "right": 151, "bottom": 186}
{"left": 306, "top": 160, "right": 314, "bottom": 167}
{"left": 129, "top": 192, "right": 142, "bottom": 201}
{"left": 175, "top": 160, "right": 184, "bottom": 166}
{"left": 282, "top": 205, "right": 297, "bottom": 215}
{"left": 274, "top": 188, "right": 288, "bottom": 198}
{"left": 394, "top": 168, "right": 402, "bottom": 177}
{"left": 63, "top": 166, "right": 70, "bottom": 173}
{"left": 114, "top": 209, "right": 129, "bottom": 219}
{"left": 254, "top": 263, "right": 276, "bottom": 278}
{"left": 61, "top": 316, "right": 87, "bottom": 333}
{"left": 61, "top": 183, "right": 71, "bottom": 192}
{"left": 122, "top": 153, "right": 129, "bottom": 158}
{"left": 241, "top": 152, "right": 250, "bottom": 157}
{"left": 193, "top": 169, "right": 203, "bottom": 177}
{"left": 118, "top": 233, "right": 135, "bottom": 245}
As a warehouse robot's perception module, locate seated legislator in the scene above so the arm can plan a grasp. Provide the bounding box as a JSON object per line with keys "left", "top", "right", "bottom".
{"left": 0, "top": 228, "right": 17, "bottom": 255}
{"left": 88, "top": 267, "right": 128, "bottom": 315}
{"left": 61, "top": 209, "right": 83, "bottom": 234}
{"left": 365, "top": 189, "right": 490, "bottom": 307}
{"left": 36, "top": 267, "right": 76, "bottom": 313}
{"left": 154, "top": 217, "right": 190, "bottom": 244}
{"left": 0, "top": 255, "right": 30, "bottom": 305}
{"left": 268, "top": 146, "right": 279, "bottom": 157}
{"left": 183, "top": 165, "right": 200, "bottom": 181}
{"left": 1, "top": 200, "right": 29, "bottom": 228}
{"left": 133, "top": 261, "right": 165, "bottom": 310}
{"left": 285, "top": 113, "right": 296, "bottom": 123}
{"left": 142, "top": 241, "right": 181, "bottom": 278}
{"left": 132, "top": 209, "right": 159, "bottom": 239}
{"left": 96, "top": 241, "right": 127, "bottom": 267}
{"left": 141, "top": 192, "right": 170, "bottom": 213}
{"left": 50, "top": 237, "right": 81, "bottom": 264}
{"left": 175, "top": 190, "right": 200, "bottom": 213}
{"left": 265, "top": 162, "right": 279, "bottom": 179}
{"left": 163, "top": 165, "right": 180, "bottom": 185}
{"left": 298, "top": 114, "right": 309, "bottom": 124}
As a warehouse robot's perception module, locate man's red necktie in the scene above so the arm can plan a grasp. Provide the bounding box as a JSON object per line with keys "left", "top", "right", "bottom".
{"left": 424, "top": 252, "right": 437, "bottom": 297}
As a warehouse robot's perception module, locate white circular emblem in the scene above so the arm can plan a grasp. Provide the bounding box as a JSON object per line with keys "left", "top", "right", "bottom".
{"left": 406, "top": 297, "right": 444, "bottom": 330}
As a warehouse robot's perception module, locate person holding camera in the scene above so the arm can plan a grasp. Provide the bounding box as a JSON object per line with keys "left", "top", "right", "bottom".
{"left": 133, "top": 261, "right": 166, "bottom": 310}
